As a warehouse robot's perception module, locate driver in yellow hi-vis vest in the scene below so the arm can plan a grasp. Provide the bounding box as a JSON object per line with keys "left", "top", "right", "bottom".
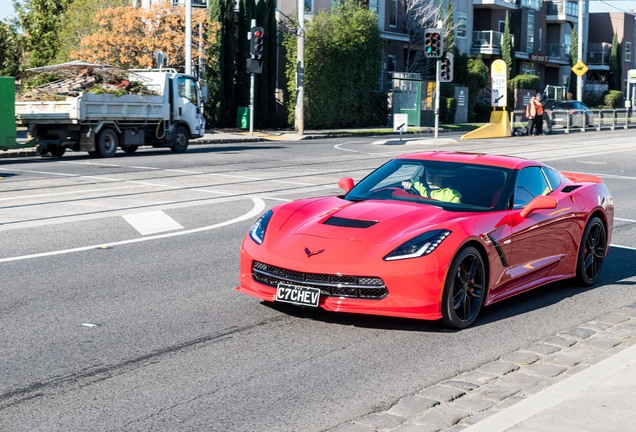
{"left": 402, "top": 168, "right": 462, "bottom": 203}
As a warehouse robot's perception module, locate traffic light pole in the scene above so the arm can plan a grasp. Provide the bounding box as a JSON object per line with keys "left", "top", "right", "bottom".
{"left": 249, "top": 19, "right": 257, "bottom": 136}
{"left": 434, "top": 59, "right": 440, "bottom": 140}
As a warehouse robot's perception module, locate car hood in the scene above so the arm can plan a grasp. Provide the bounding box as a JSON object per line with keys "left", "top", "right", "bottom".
{"left": 274, "top": 196, "right": 464, "bottom": 246}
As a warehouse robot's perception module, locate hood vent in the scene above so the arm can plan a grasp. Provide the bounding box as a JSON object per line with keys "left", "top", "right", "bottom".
{"left": 323, "top": 216, "right": 378, "bottom": 229}
{"left": 561, "top": 185, "right": 582, "bottom": 193}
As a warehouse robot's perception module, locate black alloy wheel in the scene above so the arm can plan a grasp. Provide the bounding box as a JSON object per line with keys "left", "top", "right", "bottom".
{"left": 442, "top": 246, "right": 486, "bottom": 329}
{"left": 576, "top": 216, "right": 607, "bottom": 286}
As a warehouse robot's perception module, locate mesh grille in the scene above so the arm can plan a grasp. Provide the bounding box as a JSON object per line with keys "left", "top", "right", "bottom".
{"left": 252, "top": 261, "right": 388, "bottom": 300}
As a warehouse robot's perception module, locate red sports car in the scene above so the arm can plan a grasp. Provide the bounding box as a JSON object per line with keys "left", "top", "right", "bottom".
{"left": 237, "top": 152, "right": 614, "bottom": 328}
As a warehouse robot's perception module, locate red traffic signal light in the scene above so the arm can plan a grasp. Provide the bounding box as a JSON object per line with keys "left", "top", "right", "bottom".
{"left": 425, "top": 28, "right": 443, "bottom": 58}
{"left": 250, "top": 26, "right": 265, "bottom": 58}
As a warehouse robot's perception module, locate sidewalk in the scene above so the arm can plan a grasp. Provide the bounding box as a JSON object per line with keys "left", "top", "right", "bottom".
{"left": 331, "top": 303, "right": 636, "bottom": 432}
{"left": 0, "top": 127, "right": 440, "bottom": 158}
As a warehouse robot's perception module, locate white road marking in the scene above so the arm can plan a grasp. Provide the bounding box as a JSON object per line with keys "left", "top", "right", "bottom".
{"left": 615, "top": 218, "right": 636, "bottom": 223}
{"left": 122, "top": 211, "right": 184, "bottom": 235}
{"left": 0, "top": 197, "right": 266, "bottom": 263}
{"left": 0, "top": 184, "right": 147, "bottom": 202}
{"left": 611, "top": 244, "right": 636, "bottom": 251}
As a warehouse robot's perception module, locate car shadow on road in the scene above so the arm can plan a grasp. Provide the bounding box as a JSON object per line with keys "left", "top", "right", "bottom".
{"left": 261, "top": 245, "right": 636, "bottom": 332}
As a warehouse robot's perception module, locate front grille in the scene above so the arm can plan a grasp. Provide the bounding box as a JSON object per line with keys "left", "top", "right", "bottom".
{"left": 252, "top": 261, "right": 388, "bottom": 299}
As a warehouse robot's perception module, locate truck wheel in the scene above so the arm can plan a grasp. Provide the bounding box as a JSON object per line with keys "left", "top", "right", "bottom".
{"left": 170, "top": 126, "right": 189, "bottom": 153}
{"left": 121, "top": 145, "right": 139, "bottom": 153}
{"left": 97, "top": 128, "right": 119, "bottom": 158}
{"left": 49, "top": 146, "right": 66, "bottom": 157}
{"left": 38, "top": 145, "right": 66, "bottom": 158}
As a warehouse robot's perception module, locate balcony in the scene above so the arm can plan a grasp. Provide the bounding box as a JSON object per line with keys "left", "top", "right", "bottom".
{"left": 472, "top": 0, "right": 516, "bottom": 10}
{"left": 587, "top": 42, "right": 611, "bottom": 70}
{"left": 519, "top": 0, "right": 542, "bottom": 11}
{"left": 546, "top": 0, "right": 578, "bottom": 23}
{"left": 471, "top": 31, "right": 503, "bottom": 56}
{"left": 546, "top": 43, "right": 572, "bottom": 63}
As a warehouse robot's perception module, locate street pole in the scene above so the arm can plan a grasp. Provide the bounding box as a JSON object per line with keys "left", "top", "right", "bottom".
{"left": 577, "top": 0, "right": 585, "bottom": 102}
{"left": 185, "top": 0, "right": 192, "bottom": 75}
{"left": 250, "top": 19, "right": 256, "bottom": 136}
{"left": 295, "top": 0, "right": 305, "bottom": 135}
{"left": 434, "top": 59, "right": 440, "bottom": 140}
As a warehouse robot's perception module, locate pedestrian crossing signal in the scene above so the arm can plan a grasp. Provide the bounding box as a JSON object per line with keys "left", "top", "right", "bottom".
{"left": 440, "top": 52, "right": 453, "bottom": 82}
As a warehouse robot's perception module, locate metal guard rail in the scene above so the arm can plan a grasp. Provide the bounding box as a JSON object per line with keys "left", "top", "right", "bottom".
{"left": 510, "top": 108, "right": 636, "bottom": 134}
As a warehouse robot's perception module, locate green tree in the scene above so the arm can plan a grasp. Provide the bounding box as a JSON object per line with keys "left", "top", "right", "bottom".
{"left": 285, "top": 0, "right": 385, "bottom": 128}
{"left": 570, "top": 27, "right": 578, "bottom": 98}
{"left": 56, "top": 0, "right": 129, "bottom": 63}
{"left": 610, "top": 33, "right": 622, "bottom": 91}
{"left": 207, "top": 0, "right": 236, "bottom": 126}
{"left": 501, "top": 11, "right": 515, "bottom": 79}
{"left": 0, "top": 21, "right": 21, "bottom": 76}
{"left": 444, "top": 1, "right": 455, "bottom": 54}
{"left": 467, "top": 56, "right": 489, "bottom": 121}
{"left": 14, "top": 0, "right": 72, "bottom": 68}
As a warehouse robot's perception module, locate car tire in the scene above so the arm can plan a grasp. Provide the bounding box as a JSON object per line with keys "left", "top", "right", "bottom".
{"left": 575, "top": 216, "right": 607, "bottom": 286}
{"left": 441, "top": 246, "right": 486, "bottom": 329}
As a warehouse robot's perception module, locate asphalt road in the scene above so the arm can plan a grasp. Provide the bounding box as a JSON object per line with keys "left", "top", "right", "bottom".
{"left": 1, "top": 130, "right": 635, "bottom": 431}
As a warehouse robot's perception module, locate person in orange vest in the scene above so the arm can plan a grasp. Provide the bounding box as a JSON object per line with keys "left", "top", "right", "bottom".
{"left": 525, "top": 93, "right": 544, "bottom": 136}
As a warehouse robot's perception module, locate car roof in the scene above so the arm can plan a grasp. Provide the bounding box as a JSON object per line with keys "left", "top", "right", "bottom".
{"left": 396, "top": 151, "right": 537, "bottom": 170}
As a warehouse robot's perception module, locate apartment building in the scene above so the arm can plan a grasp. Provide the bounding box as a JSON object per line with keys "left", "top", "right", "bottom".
{"left": 137, "top": 0, "right": 635, "bottom": 98}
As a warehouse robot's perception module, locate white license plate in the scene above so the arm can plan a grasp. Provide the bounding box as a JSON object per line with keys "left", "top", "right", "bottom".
{"left": 276, "top": 283, "right": 321, "bottom": 307}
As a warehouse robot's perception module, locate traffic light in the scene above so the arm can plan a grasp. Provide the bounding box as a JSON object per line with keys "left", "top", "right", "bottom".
{"left": 424, "top": 28, "right": 443, "bottom": 58}
{"left": 440, "top": 52, "right": 453, "bottom": 82}
{"left": 250, "top": 26, "right": 265, "bottom": 58}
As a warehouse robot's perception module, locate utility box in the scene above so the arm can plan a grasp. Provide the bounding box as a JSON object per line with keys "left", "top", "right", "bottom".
{"left": 237, "top": 106, "right": 250, "bottom": 129}
{"left": 0, "top": 77, "right": 16, "bottom": 150}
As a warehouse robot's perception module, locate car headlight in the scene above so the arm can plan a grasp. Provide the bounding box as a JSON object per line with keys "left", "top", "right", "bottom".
{"left": 384, "top": 229, "right": 451, "bottom": 261}
{"left": 249, "top": 210, "right": 273, "bottom": 245}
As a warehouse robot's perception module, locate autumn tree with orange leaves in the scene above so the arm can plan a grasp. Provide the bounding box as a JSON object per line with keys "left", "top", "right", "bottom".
{"left": 73, "top": 4, "right": 216, "bottom": 72}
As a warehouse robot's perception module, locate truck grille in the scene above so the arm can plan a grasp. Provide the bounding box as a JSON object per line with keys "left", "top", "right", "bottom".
{"left": 252, "top": 261, "right": 388, "bottom": 299}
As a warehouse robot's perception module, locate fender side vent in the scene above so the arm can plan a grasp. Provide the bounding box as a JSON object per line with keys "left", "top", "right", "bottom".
{"left": 561, "top": 185, "right": 582, "bottom": 193}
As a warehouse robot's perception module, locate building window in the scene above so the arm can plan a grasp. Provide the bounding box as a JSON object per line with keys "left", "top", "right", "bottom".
{"left": 526, "top": 11, "right": 534, "bottom": 53}
{"left": 498, "top": 20, "right": 505, "bottom": 34}
{"left": 390, "top": 0, "right": 397, "bottom": 27}
{"left": 520, "top": 61, "right": 536, "bottom": 75}
{"left": 626, "top": 41, "right": 632, "bottom": 63}
{"left": 387, "top": 55, "right": 397, "bottom": 89}
{"left": 457, "top": 12, "right": 467, "bottom": 38}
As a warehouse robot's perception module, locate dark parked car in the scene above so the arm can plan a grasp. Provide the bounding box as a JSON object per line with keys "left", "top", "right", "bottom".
{"left": 543, "top": 99, "right": 595, "bottom": 132}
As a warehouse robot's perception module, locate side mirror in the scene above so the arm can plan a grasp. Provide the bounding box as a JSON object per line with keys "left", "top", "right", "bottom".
{"left": 520, "top": 195, "right": 558, "bottom": 218}
{"left": 338, "top": 177, "right": 354, "bottom": 193}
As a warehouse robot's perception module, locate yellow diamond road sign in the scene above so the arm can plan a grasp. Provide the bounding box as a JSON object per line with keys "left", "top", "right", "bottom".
{"left": 572, "top": 60, "right": 589, "bottom": 77}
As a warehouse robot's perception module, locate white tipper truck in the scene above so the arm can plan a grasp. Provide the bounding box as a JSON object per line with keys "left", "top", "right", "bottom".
{"left": 15, "top": 68, "right": 205, "bottom": 158}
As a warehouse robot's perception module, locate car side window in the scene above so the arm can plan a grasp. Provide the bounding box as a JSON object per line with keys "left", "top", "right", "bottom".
{"left": 513, "top": 167, "right": 550, "bottom": 209}
{"left": 542, "top": 167, "right": 561, "bottom": 192}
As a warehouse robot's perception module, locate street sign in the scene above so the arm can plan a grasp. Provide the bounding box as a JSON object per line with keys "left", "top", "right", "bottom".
{"left": 572, "top": 60, "right": 589, "bottom": 77}
{"left": 490, "top": 59, "right": 507, "bottom": 108}
{"left": 393, "top": 114, "right": 408, "bottom": 133}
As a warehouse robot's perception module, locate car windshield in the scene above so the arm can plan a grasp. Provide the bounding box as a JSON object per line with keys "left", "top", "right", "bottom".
{"left": 345, "top": 159, "right": 513, "bottom": 211}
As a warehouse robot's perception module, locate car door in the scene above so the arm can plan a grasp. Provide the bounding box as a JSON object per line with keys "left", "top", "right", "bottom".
{"left": 503, "top": 166, "right": 576, "bottom": 294}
